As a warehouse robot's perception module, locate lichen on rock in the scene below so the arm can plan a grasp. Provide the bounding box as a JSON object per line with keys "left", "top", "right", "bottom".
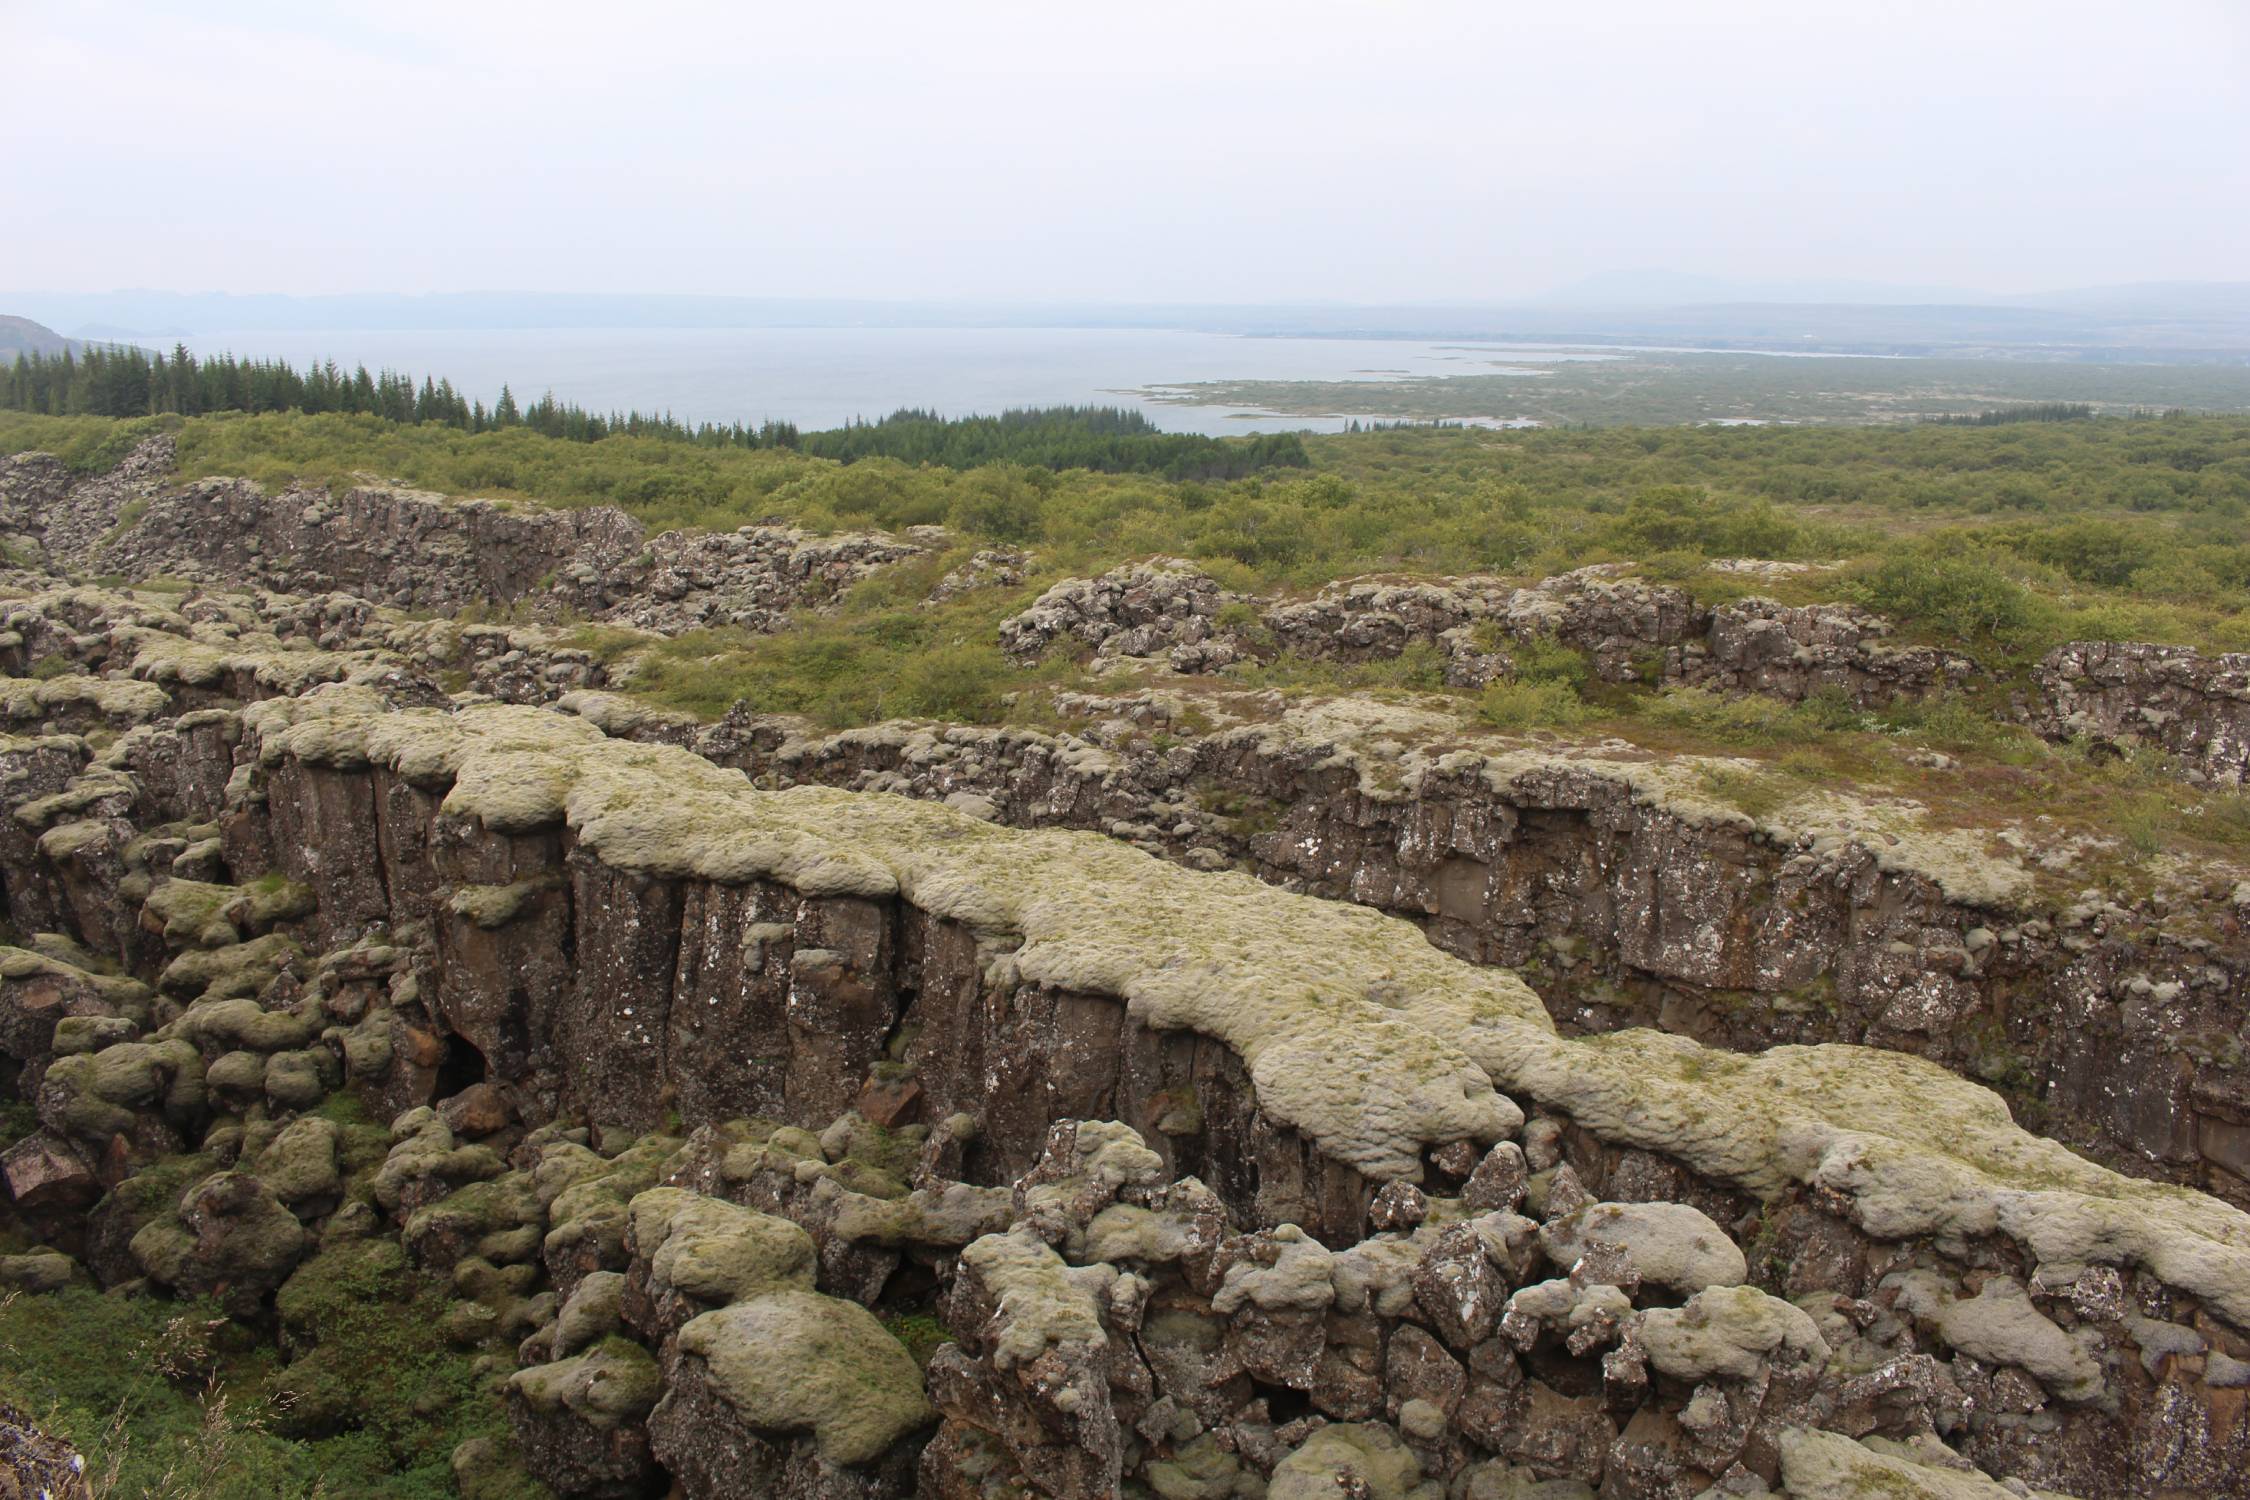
{"left": 668, "top": 1289, "right": 934, "bottom": 1465}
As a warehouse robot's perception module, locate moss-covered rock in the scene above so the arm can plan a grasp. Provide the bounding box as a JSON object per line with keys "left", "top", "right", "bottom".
{"left": 407, "top": 1172, "right": 544, "bottom": 1270}
{"left": 130, "top": 1169, "right": 308, "bottom": 1315}
{"left": 156, "top": 932, "right": 301, "bottom": 1001}
{"left": 1636, "top": 1284, "right": 1831, "bottom": 1382}
{"left": 669, "top": 1290, "right": 933, "bottom": 1466}
{"left": 1776, "top": 1426, "right": 2073, "bottom": 1499}
{"left": 1538, "top": 1200, "right": 1746, "bottom": 1296}
{"left": 505, "top": 1336, "right": 664, "bottom": 1499}
{"left": 627, "top": 1186, "right": 817, "bottom": 1314}
{"left": 252, "top": 1115, "right": 342, "bottom": 1207}
{"left": 1269, "top": 1422, "right": 1441, "bottom": 1500}
{"left": 249, "top": 698, "right": 1529, "bottom": 1179}
{"left": 0, "top": 1250, "right": 77, "bottom": 1293}
{"left": 38, "top": 1036, "right": 203, "bottom": 1141}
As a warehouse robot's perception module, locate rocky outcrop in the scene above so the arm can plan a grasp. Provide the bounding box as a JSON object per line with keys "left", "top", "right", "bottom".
{"left": 1682, "top": 596, "right": 1976, "bottom": 705}
{"left": 2034, "top": 640, "right": 2250, "bottom": 784}
{"left": 0, "top": 438, "right": 925, "bottom": 634}
{"left": 1004, "top": 560, "right": 1977, "bottom": 706}
{"left": 504, "top": 1105, "right": 2250, "bottom": 1500}
{"left": 0, "top": 663, "right": 2245, "bottom": 1496}
{"left": 598, "top": 690, "right": 2250, "bottom": 1209}
{"left": 0, "top": 432, "right": 177, "bottom": 574}
{"left": 999, "top": 558, "right": 1251, "bottom": 672}
{"left": 0, "top": 571, "right": 2244, "bottom": 1213}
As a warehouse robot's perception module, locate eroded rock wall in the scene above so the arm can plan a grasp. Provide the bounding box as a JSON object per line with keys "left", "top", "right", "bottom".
{"left": 589, "top": 696, "right": 2250, "bottom": 1209}
{"left": 0, "top": 437, "right": 927, "bottom": 632}
{"left": 2034, "top": 640, "right": 2250, "bottom": 785}
{"left": 1002, "top": 561, "right": 1979, "bottom": 708}
{"left": 2, "top": 675, "right": 2249, "bottom": 1496}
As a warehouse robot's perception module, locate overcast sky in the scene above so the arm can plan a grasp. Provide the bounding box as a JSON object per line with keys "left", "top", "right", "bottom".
{"left": 8, "top": 0, "right": 2248, "bottom": 303}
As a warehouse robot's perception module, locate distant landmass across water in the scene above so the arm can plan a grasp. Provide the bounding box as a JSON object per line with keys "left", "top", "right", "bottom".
{"left": 120, "top": 326, "right": 1615, "bottom": 435}
{"left": 10, "top": 283, "right": 2250, "bottom": 434}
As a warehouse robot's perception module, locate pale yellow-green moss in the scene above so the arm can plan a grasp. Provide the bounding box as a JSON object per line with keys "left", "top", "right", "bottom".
{"left": 0, "top": 674, "right": 171, "bottom": 724}
{"left": 507, "top": 1338, "right": 661, "bottom": 1430}
{"left": 143, "top": 879, "right": 245, "bottom": 947}
{"left": 959, "top": 1226, "right": 1116, "bottom": 1368}
{"left": 1483, "top": 1029, "right": 2250, "bottom": 1329}
{"left": 1269, "top": 1423, "right": 1440, "bottom": 1500}
{"left": 250, "top": 699, "right": 1533, "bottom": 1178}
{"left": 1216, "top": 693, "right": 2032, "bottom": 909}
{"left": 672, "top": 1290, "right": 933, "bottom": 1465}
{"left": 157, "top": 932, "right": 302, "bottom": 1001}
{"left": 1637, "top": 1284, "right": 1830, "bottom": 1381}
{"left": 14, "top": 768, "right": 134, "bottom": 833}
{"left": 0, "top": 944, "right": 150, "bottom": 1012}
{"left": 1776, "top": 1427, "right": 2078, "bottom": 1500}
{"left": 244, "top": 699, "right": 2250, "bottom": 1330}
{"left": 556, "top": 689, "right": 692, "bottom": 740}
{"left": 124, "top": 627, "right": 397, "bottom": 698}
{"left": 446, "top": 874, "right": 562, "bottom": 930}
{"left": 625, "top": 1187, "right": 818, "bottom": 1306}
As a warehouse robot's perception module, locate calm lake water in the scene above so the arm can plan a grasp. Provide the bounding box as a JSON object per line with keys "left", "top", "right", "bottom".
{"left": 179, "top": 326, "right": 1609, "bottom": 436}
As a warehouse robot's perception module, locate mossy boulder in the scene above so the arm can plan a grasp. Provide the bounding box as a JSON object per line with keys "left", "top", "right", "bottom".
{"left": 130, "top": 1169, "right": 309, "bottom": 1315}
{"left": 252, "top": 1115, "right": 343, "bottom": 1207}
{"left": 262, "top": 1048, "right": 331, "bottom": 1111}
{"left": 80, "top": 1150, "right": 216, "bottom": 1285}
{"left": 1269, "top": 1422, "right": 1442, "bottom": 1500}
{"left": 626, "top": 1187, "right": 816, "bottom": 1336}
{"left": 0, "top": 1250, "right": 77, "bottom": 1294}
{"left": 373, "top": 1107, "right": 507, "bottom": 1219}
{"left": 1638, "top": 1284, "right": 1832, "bottom": 1382}
{"left": 506, "top": 1336, "right": 664, "bottom": 1499}
{"left": 37, "top": 1036, "right": 204, "bottom": 1142}
{"left": 666, "top": 1290, "right": 934, "bottom": 1466}
{"left": 156, "top": 932, "right": 301, "bottom": 1001}
{"left": 407, "top": 1172, "right": 544, "bottom": 1270}
{"left": 538, "top": 1134, "right": 681, "bottom": 1298}
{"left": 1538, "top": 1200, "right": 1747, "bottom": 1297}
{"left": 49, "top": 1014, "right": 140, "bottom": 1056}
{"left": 160, "top": 994, "right": 318, "bottom": 1054}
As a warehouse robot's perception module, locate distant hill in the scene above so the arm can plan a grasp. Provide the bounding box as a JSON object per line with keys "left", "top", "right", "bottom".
{"left": 0, "top": 315, "right": 75, "bottom": 361}
{"left": 1531, "top": 268, "right": 1981, "bottom": 307}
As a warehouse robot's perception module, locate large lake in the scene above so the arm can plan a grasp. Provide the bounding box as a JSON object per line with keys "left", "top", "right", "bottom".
{"left": 178, "top": 326, "right": 1608, "bottom": 435}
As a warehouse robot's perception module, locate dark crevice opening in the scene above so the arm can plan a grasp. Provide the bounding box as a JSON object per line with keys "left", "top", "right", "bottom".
{"left": 435, "top": 1031, "right": 488, "bottom": 1099}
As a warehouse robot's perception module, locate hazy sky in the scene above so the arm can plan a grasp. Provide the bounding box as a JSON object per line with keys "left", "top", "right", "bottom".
{"left": 8, "top": 0, "right": 2248, "bottom": 302}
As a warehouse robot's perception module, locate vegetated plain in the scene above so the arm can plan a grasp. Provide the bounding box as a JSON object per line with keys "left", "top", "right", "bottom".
{"left": 1135, "top": 349, "right": 2250, "bottom": 427}
{"left": 5, "top": 373, "right": 2250, "bottom": 871}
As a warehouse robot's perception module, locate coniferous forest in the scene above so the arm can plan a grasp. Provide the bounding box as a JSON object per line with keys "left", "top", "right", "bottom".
{"left": 0, "top": 346, "right": 1307, "bottom": 481}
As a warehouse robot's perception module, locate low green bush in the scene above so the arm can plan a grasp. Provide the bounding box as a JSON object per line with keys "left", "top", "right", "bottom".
{"left": 1476, "top": 678, "right": 1593, "bottom": 731}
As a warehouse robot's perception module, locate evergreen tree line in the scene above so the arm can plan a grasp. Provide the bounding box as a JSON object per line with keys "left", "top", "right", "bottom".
{"left": 1931, "top": 403, "right": 2100, "bottom": 426}
{"left": 796, "top": 406, "right": 1308, "bottom": 480}
{"left": 1, "top": 346, "right": 1306, "bottom": 479}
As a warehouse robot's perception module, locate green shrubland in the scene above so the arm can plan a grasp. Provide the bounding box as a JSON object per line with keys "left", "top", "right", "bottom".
{"left": 6, "top": 406, "right": 2250, "bottom": 865}
{"left": 0, "top": 1263, "right": 539, "bottom": 1499}
{"left": 6, "top": 407, "right": 2245, "bottom": 654}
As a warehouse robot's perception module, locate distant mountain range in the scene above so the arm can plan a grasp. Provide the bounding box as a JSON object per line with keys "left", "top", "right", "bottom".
{"left": 6, "top": 281, "right": 2250, "bottom": 363}
{"left": 1530, "top": 270, "right": 2250, "bottom": 314}
{"left": 1531, "top": 269, "right": 1985, "bottom": 307}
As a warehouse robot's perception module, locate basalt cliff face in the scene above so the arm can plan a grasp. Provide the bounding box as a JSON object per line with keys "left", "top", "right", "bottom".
{"left": 590, "top": 692, "right": 2250, "bottom": 1213}
{"left": 0, "top": 436, "right": 927, "bottom": 632}
{"left": 1, "top": 448, "right": 2248, "bottom": 1500}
